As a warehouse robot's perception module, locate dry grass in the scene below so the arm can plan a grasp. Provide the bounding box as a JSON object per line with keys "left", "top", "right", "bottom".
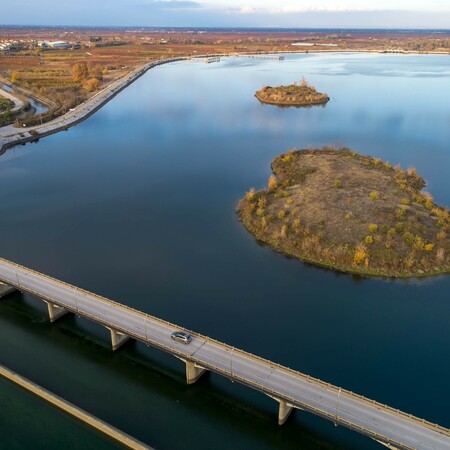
{"left": 255, "top": 79, "right": 329, "bottom": 107}
{"left": 237, "top": 147, "right": 450, "bottom": 278}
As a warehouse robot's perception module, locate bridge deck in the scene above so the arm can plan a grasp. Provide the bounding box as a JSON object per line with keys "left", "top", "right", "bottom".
{"left": 0, "top": 257, "right": 449, "bottom": 450}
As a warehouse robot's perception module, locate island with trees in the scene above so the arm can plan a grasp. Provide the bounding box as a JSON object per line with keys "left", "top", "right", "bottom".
{"left": 237, "top": 147, "right": 450, "bottom": 278}
{"left": 255, "top": 78, "right": 329, "bottom": 107}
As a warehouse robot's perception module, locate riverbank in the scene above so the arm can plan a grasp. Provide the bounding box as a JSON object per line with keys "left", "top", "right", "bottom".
{"left": 0, "top": 363, "right": 152, "bottom": 450}
{"left": 0, "top": 57, "right": 186, "bottom": 153}
{"left": 237, "top": 147, "right": 450, "bottom": 278}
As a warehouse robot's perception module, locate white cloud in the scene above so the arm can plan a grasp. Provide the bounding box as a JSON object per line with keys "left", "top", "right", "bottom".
{"left": 239, "top": 6, "right": 256, "bottom": 14}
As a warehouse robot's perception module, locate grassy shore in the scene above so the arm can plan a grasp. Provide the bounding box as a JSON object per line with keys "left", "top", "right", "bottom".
{"left": 237, "top": 147, "right": 450, "bottom": 278}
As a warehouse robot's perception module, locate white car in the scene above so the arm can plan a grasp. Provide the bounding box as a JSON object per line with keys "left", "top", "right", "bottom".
{"left": 171, "top": 331, "right": 192, "bottom": 344}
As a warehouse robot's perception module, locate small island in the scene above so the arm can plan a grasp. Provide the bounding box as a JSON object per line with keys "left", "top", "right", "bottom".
{"left": 255, "top": 78, "right": 329, "bottom": 107}
{"left": 237, "top": 147, "right": 450, "bottom": 278}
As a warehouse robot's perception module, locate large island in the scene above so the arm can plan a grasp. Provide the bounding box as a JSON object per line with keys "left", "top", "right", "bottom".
{"left": 255, "top": 78, "right": 329, "bottom": 107}
{"left": 237, "top": 147, "right": 450, "bottom": 278}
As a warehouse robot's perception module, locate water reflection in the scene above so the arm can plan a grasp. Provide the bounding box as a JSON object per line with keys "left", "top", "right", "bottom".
{"left": 0, "top": 53, "right": 449, "bottom": 450}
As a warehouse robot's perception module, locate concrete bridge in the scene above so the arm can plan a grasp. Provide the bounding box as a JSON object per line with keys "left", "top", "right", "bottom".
{"left": 0, "top": 257, "right": 449, "bottom": 450}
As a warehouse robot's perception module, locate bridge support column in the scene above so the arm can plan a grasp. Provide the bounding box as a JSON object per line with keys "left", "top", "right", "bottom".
{"left": 277, "top": 400, "right": 294, "bottom": 425}
{"left": 0, "top": 282, "right": 17, "bottom": 298}
{"left": 108, "top": 328, "right": 130, "bottom": 351}
{"left": 45, "top": 302, "right": 69, "bottom": 322}
{"left": 177, "top": 360, "right": 206, "bottom": 384}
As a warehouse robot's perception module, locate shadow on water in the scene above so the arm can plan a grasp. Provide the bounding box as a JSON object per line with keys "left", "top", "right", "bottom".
{"left": 0, "top": 293, "right": 367, "bottom": 450}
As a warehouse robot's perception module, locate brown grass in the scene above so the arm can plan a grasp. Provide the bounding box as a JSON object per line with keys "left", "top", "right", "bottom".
{"left": 255, "top": 79, "right": 329, "bottom": 107}
{"left": 237, "top": 147, "right": 450, "bottom": 278}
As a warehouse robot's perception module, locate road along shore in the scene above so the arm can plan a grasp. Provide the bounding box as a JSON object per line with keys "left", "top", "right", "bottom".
{"left": 0, "top": 363, "right": 153, "bottom": 450}
{"left": 0, "top": 57, "right": 187, "bottom": 154}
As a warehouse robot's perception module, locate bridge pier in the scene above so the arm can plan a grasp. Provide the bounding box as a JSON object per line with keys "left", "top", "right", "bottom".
{"left": 0, "top": 282, "right": 17, "bottom": 298}
{"left": 108, "top": 328, "right": 130, "bottom": 351}
{"left": 267, "top": 395, "right": 295, "bottom": 425}
{"left": 175, "top": 358, "right": 207, "bottom": 384}
{"left": 276, "top": 399, "right": 294, "bottom": 425}
{"left": 374, "top": 439, "right": 401, "bottom": 450}
{"left": 45, "top": 302, "right": 69, "bottom": 322}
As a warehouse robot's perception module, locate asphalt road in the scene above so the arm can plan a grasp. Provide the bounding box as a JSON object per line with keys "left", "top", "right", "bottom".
{"left": 0, "top": 58, "right": 184, "bottom": 150}
{"left": 0, "top": 258, "right": 449, "bottom": 450}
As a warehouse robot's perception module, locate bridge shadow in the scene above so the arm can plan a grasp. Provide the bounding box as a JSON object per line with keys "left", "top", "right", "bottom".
{"left": 0, "top": 292, "right": 377, "bottom": 450}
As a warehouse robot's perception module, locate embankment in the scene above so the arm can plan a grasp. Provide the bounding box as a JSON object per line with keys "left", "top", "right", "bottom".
{"left": 0, "top": 363, "right": 152, "bottom": 450}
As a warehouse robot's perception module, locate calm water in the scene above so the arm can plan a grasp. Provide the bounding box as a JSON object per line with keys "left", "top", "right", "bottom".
{"left": 0, "top": 53, "right": 449, "bottom": 449}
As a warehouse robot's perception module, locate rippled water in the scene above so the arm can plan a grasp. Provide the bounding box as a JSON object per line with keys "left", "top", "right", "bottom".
{"left": 0, "top": 53, "right": 449, "bottom": 449}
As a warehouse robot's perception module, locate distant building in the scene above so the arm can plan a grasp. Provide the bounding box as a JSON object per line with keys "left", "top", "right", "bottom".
{"left": 49, "top": 41, "right": 71, "bottom": 49}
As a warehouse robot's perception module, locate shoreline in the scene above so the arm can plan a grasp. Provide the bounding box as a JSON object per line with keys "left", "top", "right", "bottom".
{"left": 237, "top": 148, "right": 450, "bottom": 280}
{"left": 0, "top": 363, "right": 153, "bottom": 450}
{"left": 1, "top": 49, "right": 448, "bottom": 154}
{"left": 0, "top": 57, "right": 187, "bottom": 154}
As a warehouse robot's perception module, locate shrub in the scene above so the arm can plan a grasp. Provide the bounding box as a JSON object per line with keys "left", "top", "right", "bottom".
{"left": 401, "top": 198, "right": 411, "bottom": 206}
{"left": 413, "top": 236, "right": 424, "bottom": 251}
{"left": 369, "top": 191, "right": 379, "bottom": 201}
{"left": 365, "top": 235, "right": 373, "bottom": 245}
{"left": 403, "top": 231, "right": 414, "bottom": 246}
{"left": 407, "top": 166, "right": 417, "bottom": 177}
{"left": 437, "top": 231, "right": 446, "bottom": 240}
{"left": 368, "top": 224, "right": 378, "bottom": 234}
{"left": 353, "top": 243, "right": 368, "bottom": 266}
{"left": 245, "top": 188, "right": 256, "bottom": 201}
{"left": 268, "top": 175, "right": 278, "bottom": 190}
{"left": 424, "top": 243, "right": 434, "bottom": 252}
{"left": 387, "top": 228, "right": 397, "bottom": 238}
{"left": 278, "top": 210, "right": 286, "bottom": 219}
{"left": 292, "top": 218, "right": 301, "bottom": 230}
{"left": 345, "top": 213, "right": 351, "bottom": 221}
{"left": 11, "top": 71, "right": 21, "bottom": 83}
{"left": 72, "top": 63, "right": 88, "bottom": 82}
{"left": 82, "top": 77, "right": 100, "bottom": 92}
{"left": 436, "top": 248, "right": 445, "bottom": 262}
{"left": 257, "top": 197, "right": 267, "bottom": 209}
{"left": 395, "top": 222, "right": 404, "bottom": 233}
{"left": 334, "top": 179, "right": 341, "bottom": 188}
{"left": 396, "top": 208, "right": 407, "bottom": 220}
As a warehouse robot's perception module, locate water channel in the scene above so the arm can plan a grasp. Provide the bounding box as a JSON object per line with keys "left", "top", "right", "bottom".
{"left": 0, "top": 53, "right": 449, "bottom": 449}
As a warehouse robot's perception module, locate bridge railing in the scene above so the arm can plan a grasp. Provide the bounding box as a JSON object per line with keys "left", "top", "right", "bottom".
{"left": 1, "top": 257, "right": 449, "bottom": 438}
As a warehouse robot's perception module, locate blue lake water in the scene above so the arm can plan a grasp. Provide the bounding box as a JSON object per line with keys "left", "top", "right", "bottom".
{"left": 0, "top": 53, "right": 449, "bottom": 449}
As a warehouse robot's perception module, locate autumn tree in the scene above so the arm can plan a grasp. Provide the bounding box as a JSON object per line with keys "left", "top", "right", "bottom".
{"left": 72, "top": 63, "right": 88, "bottom": 82}
{"left": 11, "top": 72, "right": 21, "bottom": 83}
{"left": 82, "top": 78, "right": 100, "bottom": 92}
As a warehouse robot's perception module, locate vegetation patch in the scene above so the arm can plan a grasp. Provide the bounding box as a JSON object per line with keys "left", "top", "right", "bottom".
{"left": 237, "top": 146, "right": 450, "bottom": 278}
{"left": 255, "top": 78, "right": 329, "bottom": 107}
{"left": 0, "top": 94, "right": 14, "bottom": 112}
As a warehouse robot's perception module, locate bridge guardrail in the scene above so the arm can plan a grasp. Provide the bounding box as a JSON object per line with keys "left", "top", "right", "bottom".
{"left": 1, "top": 256, "right": 449, "bottom": 439}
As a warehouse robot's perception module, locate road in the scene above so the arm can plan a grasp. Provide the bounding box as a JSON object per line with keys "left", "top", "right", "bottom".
{"left": 0, "top": 257, "right": 449, "bottom": 450}
{"left": 0, "top": 58, "right": 185, "bottom": 152}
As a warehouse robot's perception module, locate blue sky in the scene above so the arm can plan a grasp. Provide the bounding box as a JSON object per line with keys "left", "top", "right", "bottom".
{"left": 1, "top": 0, "right": 449, "bottom": 28}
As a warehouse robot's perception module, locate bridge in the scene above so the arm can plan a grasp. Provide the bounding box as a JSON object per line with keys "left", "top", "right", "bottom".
{"left": 0, "top": 257, "right": 449, "bottom": 450}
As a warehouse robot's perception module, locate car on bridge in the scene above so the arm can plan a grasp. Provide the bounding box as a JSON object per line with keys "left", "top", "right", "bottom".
{"left": 171, "top": 331, "right": 192, "bottom": 344}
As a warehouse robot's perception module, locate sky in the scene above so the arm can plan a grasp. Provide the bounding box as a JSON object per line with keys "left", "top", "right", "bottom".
{"left": 1, "top": 0, "right": 449, "bottom": 28}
